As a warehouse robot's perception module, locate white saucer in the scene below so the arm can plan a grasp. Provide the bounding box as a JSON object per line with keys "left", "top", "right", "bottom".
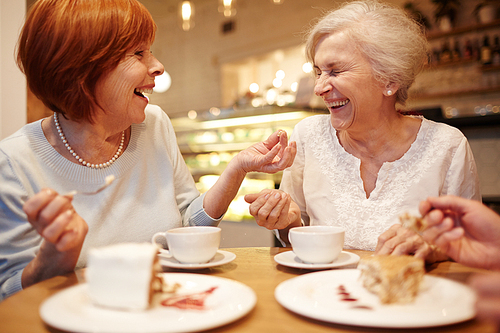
{"left": 158, "top": 250, "right": 236, "bottom": 269}
{"left": 274, "top": 250, "right": 360, "bottom": 269}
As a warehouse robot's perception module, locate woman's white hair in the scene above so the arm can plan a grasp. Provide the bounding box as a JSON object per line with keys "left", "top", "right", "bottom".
{"left": 305, "top": 0, "right": 429, "bottom": 105}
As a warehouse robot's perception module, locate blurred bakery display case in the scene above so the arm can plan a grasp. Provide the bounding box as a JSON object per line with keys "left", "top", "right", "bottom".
{"left": 170, "top": 105, "right": 327, "bottom": 222}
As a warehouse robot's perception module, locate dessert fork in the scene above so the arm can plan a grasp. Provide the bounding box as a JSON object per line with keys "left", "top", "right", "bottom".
{"left": 64, "top": 175, "right": 115, "bottom": 196}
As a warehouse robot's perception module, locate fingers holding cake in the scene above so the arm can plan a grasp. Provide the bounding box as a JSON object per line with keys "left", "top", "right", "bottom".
{"left": 418, "top": 197, "right": 465, "bottom": 247}
{"left": 375, "top": 224, "right": 429, "bottom": 258}
{"left": 422, "top": 216, "right": 464, "bottom": 250}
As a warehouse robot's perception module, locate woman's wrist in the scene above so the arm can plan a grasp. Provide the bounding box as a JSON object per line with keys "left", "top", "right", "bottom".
{"left": 226, "top": 156, "right": 248, "bottom": 179}
{"left": 22, "top": 242, "right": 79, "bottom": 288}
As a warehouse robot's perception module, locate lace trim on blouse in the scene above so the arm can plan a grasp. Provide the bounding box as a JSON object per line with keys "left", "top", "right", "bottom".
{"left": 303, "top": 115, "right": 458, "bottom": 250}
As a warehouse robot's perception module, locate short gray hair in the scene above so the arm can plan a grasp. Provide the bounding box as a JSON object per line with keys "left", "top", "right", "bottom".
{"left": 305, "top": 0, "right": 429, "bottom": 105}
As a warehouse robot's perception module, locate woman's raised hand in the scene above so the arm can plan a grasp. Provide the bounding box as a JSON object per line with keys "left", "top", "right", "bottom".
{"left": 234, "top": 130, "right": 296, "bottom": 174}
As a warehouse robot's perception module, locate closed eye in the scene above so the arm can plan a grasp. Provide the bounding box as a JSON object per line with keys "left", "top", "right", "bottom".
{"left": 314, "top": 67, "right": 341, "bottom": 78}
{"left": 314, "top": 67, "right": 322, "bottom": 77}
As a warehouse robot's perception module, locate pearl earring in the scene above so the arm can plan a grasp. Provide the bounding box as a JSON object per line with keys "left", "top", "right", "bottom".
{"left": 386, "top": 89, "right": 393, "bottom": 96}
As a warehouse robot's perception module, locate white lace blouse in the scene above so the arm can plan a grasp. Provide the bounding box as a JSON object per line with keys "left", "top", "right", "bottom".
{"left": 279, "top": 115, "right": 480, "bottom": 250}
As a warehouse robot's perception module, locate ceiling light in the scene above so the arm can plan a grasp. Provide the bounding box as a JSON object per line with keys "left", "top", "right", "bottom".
{"left": 179, "top": 1, "right": 195, "bottom": 31}
{"left": 219, "top": 0, "right": 236, "bottom": 17}
{"left": 276, "top": 70, "right": 285, "bottom": 80}
{"left": 302, "top": 62, "right": 313, "bottom": 73}
{"left": 249, "top": 83, "right": 259, "bottom": 93}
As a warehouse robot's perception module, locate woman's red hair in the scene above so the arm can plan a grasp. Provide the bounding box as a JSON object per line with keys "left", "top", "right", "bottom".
{"left": 17, "top": 0, "right": 156, "bottom": 123}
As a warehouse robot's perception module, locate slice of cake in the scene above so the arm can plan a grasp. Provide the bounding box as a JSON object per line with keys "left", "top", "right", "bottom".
{"left": 358, "top": 255, "right": 425, "bottom": 304}
{"left": 399, "top": 212, "right": 427, "bottom": 234}
{"left": 85, "top": 242, "right": 163, "bottom": 310}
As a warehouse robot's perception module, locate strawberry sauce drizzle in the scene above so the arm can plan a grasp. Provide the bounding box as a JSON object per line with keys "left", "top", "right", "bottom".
{"left": 337, "top": 285, "right": 373, "bottom": 310}
{"left": 161, "top": 286, "right": 218, "bottom": 310}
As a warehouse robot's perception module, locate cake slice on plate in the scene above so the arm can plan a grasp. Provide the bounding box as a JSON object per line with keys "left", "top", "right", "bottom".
{"left": 85, "top": 242, "right": 163, "bottom": 311}
{"left": 358, "top": 255, "right": 425, "bottom": 304}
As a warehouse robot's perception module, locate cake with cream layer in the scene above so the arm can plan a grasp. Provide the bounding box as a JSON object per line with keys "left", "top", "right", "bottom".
{"left": 85, "top": 242, "right": 162, "bottom": 310}
{"left": 358, "top": 255, "right": 425, "bottom": 304}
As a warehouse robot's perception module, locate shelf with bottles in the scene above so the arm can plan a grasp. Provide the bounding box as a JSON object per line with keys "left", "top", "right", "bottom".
{"left": 426, "top": 19, "right": 500, "bottom": 40}
{"left": 413, "top": 27, "right": 500, "bottom": 101}
{"left": 424, "top": 57, "right": 476, "bottom": 70}
{"left": 428, "top": 35, "right": 499, "bottom": 67}
{"left": 426, "top": 59, "right": 500, "bottom": 71}
{"left": 425, "top": 15, "right": 500, "bottom": 68}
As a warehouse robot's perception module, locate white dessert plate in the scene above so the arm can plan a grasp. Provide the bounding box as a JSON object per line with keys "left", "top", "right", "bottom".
{"left": 275, "top": 269, "right": 476, "bottom": 328}
{"left": 158, "top": 250, "right": 236, "bottom": 269}
{"left": 40, "top": 273, "right": 256, "bottom": 333}
{"left": 274, "top": 250, "right": 360, "bottom": 269}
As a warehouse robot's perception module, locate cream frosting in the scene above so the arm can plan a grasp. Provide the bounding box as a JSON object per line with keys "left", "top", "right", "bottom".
{"left": 85, "top": 243, "right": 159, "bottom": 310}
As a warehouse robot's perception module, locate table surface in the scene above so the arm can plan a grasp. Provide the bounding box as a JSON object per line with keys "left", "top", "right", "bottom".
{"left": 0, "top": 247, "right": 495, "bottom": 333}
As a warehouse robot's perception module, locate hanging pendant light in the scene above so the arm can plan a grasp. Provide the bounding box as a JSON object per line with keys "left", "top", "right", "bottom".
{"left": 218, "top": 0, "right": 236, "bottom": 18}
{"left": 179, "top": 1, "right": 195, "bottom": 31}
{"left": 271, "top": 0, "right": 284, "bottom": 4}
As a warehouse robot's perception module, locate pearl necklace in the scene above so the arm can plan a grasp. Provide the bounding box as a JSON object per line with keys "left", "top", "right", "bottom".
{"left": 53, "top": 112, "right": 125, "bottom": 169}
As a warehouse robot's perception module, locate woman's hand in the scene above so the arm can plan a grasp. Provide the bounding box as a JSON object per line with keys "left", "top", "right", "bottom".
{"left": 244, "top": 189, "right": 300, "bottom": 230}
{"left": 419, "top": 196, "right": 500, "bottom": 270}
{"left": 233, "top": 130, "right": 296, "bottom": 174}
{"left": 203, "top": 130, "right": 296, "bottom": 220}
{"left": 375, "top": 224, "right": 434, "bottom": 260}
{"left": 23, "top": 188, "right": 87, "bottom": 251}
{"left": 21, "top": 188, "right": 88, "bottom": 287}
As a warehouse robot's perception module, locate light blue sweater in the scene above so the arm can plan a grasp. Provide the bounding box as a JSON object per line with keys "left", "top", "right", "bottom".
{"left": 0, "top": 104, "right": 220, "bottom": 301}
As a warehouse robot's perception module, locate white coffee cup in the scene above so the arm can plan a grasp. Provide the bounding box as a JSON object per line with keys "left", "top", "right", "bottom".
{"left": 288, "top": 226, "right": 345, "bottom": 264}
{"left": 152, "top": 226, "right": 221, "bottom": 264}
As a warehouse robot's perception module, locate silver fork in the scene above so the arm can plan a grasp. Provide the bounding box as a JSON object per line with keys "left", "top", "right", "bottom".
{"left": 64, "top": 175, "right": 115, "bottom": 196}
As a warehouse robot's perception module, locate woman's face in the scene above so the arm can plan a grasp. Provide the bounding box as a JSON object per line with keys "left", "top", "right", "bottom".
{"left": 313, "top": 32, "right": 386, "bottom": 132}
{"left": 95, "top": 42, "right": 164, "bottom": 128}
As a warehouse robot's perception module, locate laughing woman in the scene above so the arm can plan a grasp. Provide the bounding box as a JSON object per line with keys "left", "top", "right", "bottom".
{"left": 245, "top": 0, "right": 479, "bottom": 261}
{"left": 0, "top": 0, "right": 295, "bottom": 301}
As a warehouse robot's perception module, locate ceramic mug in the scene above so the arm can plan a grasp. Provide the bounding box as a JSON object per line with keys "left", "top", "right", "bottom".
{"left": 288, "top": 226, "right": 345, "bottom": 264}
{"left": 152, "top": 226, "right": 221, "bottom": 264}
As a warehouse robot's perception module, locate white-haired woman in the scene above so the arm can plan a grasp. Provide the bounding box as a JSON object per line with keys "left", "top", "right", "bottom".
{"left": 245, "top": 0, "right": 480, "bottom": 261}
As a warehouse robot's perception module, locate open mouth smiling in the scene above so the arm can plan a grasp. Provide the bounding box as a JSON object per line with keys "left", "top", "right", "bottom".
{"left": 325, "top": 99, "right": 350, "bottom": 110}
{"left": 134, "top": 88, "right": 152, "bottom": 98}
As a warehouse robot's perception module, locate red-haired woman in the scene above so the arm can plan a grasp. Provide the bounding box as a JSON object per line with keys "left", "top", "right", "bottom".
{"left": 0, "top": 0, "right": 296, "bottom": 301}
